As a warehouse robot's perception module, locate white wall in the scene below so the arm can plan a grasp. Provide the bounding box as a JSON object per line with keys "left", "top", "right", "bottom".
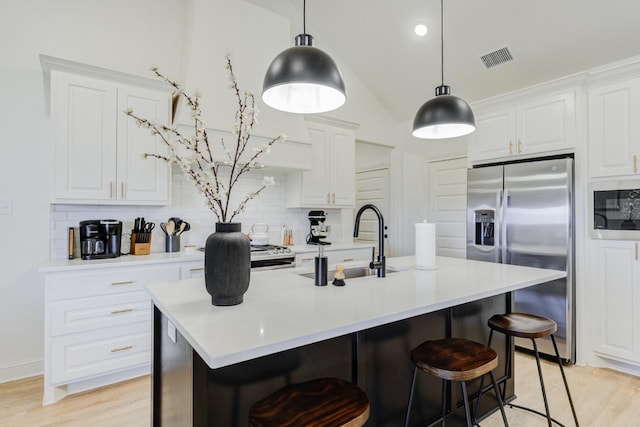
{"left": 0, "top": 0, "right": 404, "bottom": 382}
{"left": 0, "top": 0, "right": 187, "bottom": 383}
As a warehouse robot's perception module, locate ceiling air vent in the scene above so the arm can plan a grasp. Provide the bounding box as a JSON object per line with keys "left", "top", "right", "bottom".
{"left": 480, "top": 46, "right": 515, "bottom": 70}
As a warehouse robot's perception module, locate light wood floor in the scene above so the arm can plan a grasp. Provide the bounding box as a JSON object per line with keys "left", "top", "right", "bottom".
{"left": 1, "top": 353, "right": 640, "bottom": 426}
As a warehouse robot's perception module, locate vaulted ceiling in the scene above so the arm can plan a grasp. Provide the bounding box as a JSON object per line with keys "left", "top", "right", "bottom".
{"left": 248, "top": 0, "right": 640, "bottom": 122}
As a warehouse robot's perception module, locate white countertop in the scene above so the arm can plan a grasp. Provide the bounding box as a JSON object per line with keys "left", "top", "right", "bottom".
{"left": 39, "top": 251, "right": 203, "bottom": 272}
{"left": 39, "top": 241, "right": 373, "bottom": 272}
{"left": 146, "top": 256, "right": 566, "bottom": 369}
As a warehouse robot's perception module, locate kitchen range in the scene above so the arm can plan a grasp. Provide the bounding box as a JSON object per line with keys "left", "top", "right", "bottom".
{"left": 249, "top": 244, "right": 295, "bottom": 270}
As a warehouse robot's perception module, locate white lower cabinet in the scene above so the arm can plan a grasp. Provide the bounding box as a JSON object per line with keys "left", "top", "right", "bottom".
{"left": 295, "top": 247, "right": 373, "bottom": 268}
{"left": 43, "top": 264, "right": 180, "bottom": 404}
{"left": 180, "top": 262, "right": 205, "bottom": 279}
{"left": 591, "top": 239, "right": 640, "bottom": 365}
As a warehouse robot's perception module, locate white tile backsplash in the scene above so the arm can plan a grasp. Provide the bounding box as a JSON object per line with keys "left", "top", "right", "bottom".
{"left": 50, "top": 167, "right": 345, "bottom": 259}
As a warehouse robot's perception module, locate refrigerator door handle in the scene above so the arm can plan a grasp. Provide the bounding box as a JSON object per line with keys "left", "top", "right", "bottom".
{"left": 501, "top": 189, "right": 510, "bottom": 264}
{"left": 496, "top": 190, "right": 503, "bottom": 263}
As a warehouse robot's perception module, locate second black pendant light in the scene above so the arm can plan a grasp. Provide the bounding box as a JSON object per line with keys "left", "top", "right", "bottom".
{"left": 412, "top": 0, "right": 475, "bottom": 139}
{"left": 262, "top": 0, "right": 346, "bottom": 114}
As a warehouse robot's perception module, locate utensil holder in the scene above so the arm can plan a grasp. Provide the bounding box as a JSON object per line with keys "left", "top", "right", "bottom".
{"left": 165, "top": 235, "right": 180, "bottom": 253}
{"left": 130, "top": 233, "right": 151, "bottom": 255}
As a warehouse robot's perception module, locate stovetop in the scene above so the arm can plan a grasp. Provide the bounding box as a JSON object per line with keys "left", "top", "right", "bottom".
{"left": 250, "top": 244, "right": 294, "bottom": 260}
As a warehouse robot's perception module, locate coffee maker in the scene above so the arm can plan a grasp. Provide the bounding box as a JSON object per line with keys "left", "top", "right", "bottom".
{"left": 306, "top": 211, "right": 331, "bottom": 245}
{"left": 79, "top": 220, "right": 123, "bottom": 260}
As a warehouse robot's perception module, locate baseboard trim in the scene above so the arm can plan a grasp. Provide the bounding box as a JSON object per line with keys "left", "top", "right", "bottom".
{"left": 0, "top": 359, "right": 44, "bottom": 384}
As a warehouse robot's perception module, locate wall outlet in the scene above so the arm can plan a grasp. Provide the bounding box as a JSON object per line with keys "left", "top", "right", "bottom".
{"left": 0, "top": 198, "right": 12, "bottom": 215}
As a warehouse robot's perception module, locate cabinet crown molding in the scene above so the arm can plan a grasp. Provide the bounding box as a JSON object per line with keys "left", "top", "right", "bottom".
{"left": 40, "top": 54, "right": 172, "bottom": 116}
{"left": 304, "top": 115, "right": 360, "bottom": 131}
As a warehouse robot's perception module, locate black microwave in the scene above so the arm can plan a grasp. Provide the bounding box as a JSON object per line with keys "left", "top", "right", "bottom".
{"left": 590, "top": 180, "right": 640, "bottom": 239}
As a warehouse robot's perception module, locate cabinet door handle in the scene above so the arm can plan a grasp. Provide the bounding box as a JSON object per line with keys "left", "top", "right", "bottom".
{"left": 190, "top": 267, "right": 204, "bottom": 272}
{"left": 110, "top": 182, "right": 114, "bottom": 199}
{"left": 518, "top": 139, "right": 522, "bottom": 154}
{"left": 326, "top": 193, "right": 331, "bottom": 203}
{"left": 111, "top": 308, "right": 134, "bottom": 315}
{"left": 121, "top": 182, "right": 126, "bottom": 199}
{"left": 111, "top": 280, "right": 136, "bottom": 286}
{"left": 301, "top": 257, "right": 313, "bottom": 261}
{"left": 634, "top": 155, "right": 638, "bottom": 174}
{"left": 331, "top": 193, "right": 336, "bottom": 204}
{"left": 343, "top": 258, "right": 354, "bottom": 262}
{"left": 636, "top": 242, "right": 638, "bottom": 261}
{"left": 509, "top": 141, "right": 513, "bottom": 155}
{"left": 111, "top": 345, "right": 133, "bottom": 353}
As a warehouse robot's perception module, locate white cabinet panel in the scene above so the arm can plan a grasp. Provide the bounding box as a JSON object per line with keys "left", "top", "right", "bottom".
{"left": 591, "top": 240, "right": 640, "bottom": 364}
{"left": 468, "top": 91, "right": 575, "bottom": 164}
{"left": 295, "top": 247, "right": 372, "bottom": 268}
{"left": 50, "top": 70, "right": 171, "bottom": 205}
{"left": 52, "top": 72, "right": 117, "bottom": 201}
{"left": 517, "top": 92, "right": 575, "bottom": 155}
{"left": 588, "top": 78, "right": 640, "bottom": 178}
{"left": 50, "top": 321, "right": 151, "bottom": 385}
{"left": 48, "top": 265, "right": 179, "bottom": 300}
{"left": 44, "top": 263, "right": 181, "bottom": 401}
{"left": 50, "top": 291, "right": 150, "bottom": 336}
{"left": 287, "top": 121, "right": 355, "bottom": 208}
{"left": 116, "top": 86, "right": 170, "bottom": 202}
{"left": 180, "top": 262, "right": 205, "bottom": 279}
{"left": 468, "top": 110, "right": 514, "bottom": 161}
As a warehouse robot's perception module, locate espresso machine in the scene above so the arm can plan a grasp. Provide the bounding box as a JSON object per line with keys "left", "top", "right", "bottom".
{"left": 79, "top": 219, "right": 123, "bottom": 260}
{"left": 306, "top": 210, "right": 331, "bottom": 245}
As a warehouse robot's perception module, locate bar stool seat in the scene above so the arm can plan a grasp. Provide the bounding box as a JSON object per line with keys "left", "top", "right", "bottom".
{"left": 488, "top": 312, "right": 557, "bottom": 338}
{"left": 479, "top": 312, "right": 579, "bottom": 427}
{"left": 248, "top": 377, "right": 369, "bottom": 427}
{"left": 404, "top": 338, "right": 508, "bottom": 427}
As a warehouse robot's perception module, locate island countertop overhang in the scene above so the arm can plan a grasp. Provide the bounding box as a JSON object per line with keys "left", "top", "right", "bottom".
{"left": 146, "top": 256, "right": 566, "bottom": 370}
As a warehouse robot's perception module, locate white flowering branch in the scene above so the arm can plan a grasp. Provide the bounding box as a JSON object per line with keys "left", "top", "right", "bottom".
{"left": 125, "top": 55, "right": 286, "bottom": 223}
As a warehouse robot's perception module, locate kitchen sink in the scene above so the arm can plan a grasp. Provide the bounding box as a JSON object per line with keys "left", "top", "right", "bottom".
{"left": 297, "top": 266, "right": 404, "bottom": 281}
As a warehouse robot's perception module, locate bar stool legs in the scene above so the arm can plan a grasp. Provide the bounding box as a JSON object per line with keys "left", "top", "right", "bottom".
{"left": 403, "top": 338, "right": 509, "bottom": 427}
{"left": 477, "top": 313, "right": 580, "bottom": 427}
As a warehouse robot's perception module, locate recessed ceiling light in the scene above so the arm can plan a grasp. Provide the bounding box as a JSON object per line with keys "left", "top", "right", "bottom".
{"left": 414, "top": 24, "right": 428, "bottom": 37}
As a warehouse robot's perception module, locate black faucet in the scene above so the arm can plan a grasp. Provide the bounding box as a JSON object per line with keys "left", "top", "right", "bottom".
{"left": 353, "top": 204, "right": 387, "bottom": 277}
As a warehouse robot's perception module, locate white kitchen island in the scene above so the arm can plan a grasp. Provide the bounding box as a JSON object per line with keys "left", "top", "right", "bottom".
{"left": 147, "top": 256, "right": 565, "bottom": 427}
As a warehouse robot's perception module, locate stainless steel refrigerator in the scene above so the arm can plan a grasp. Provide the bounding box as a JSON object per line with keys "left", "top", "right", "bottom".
{"left": 466, "top": 157, "right": 575, "bottom": 362}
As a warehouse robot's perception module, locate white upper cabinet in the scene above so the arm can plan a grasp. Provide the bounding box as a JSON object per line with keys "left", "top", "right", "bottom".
{"left": 588, "top": 78, "right": 640, "bottom": 178}
{"left": 116, "top": 85, "right": 171, "bottom": 203}
{"left": 45, "top": 58, "right": 172, "bottom": 205}
{"left": 468, "top": 91, "right": 576, "bottom": 164}
{"left": 286, "top": 120, "right": 356, "bottom": 208}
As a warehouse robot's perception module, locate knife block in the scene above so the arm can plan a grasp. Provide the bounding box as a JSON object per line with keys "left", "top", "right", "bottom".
{"left": 130, "top": 233, "right": 151, "bottom": 255}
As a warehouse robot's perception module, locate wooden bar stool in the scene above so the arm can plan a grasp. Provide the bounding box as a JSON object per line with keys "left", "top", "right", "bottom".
{"left": 477, "top": 312, "right": 579, "bottom": 427}
{"left": 404, "top": 337, "right": 509, "bottom": 427}
{"left": 248, "top": 377, "right": 370, "bottom": 427}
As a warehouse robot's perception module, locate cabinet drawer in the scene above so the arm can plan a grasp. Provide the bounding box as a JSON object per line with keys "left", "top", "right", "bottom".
{"left": 180, "top": 262, "right": 205, "bottom": 279}
{"left": 50, "top": 321, "right": 150, "bottom": 385}
{"left": 50, "top": 291, "right": 150, "bottom": 336}
{"left": 327, "top": 248, "right": 373, "bottom": 264}
{"left": 47, "top": 265, "right": 180, "bottom": 300}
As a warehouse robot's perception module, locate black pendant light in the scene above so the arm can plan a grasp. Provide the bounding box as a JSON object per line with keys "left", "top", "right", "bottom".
{"left": 412, "top": 0, "right": 475, "bottom": 139}
{"left": 262, "top": 0, "right": 346, "bottom": 114}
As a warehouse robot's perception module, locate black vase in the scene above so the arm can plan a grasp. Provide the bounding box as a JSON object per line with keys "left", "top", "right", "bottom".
{"left": 205, "top": 222, "right": 251, "bottom": 306}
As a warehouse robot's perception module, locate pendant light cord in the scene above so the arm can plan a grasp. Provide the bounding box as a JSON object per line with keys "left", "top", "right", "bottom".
{"left": 440, "top": 0, "right": 444, "bottom": 86}
{"left": 303, "top": 0, "right": 306, "bottom": 34}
